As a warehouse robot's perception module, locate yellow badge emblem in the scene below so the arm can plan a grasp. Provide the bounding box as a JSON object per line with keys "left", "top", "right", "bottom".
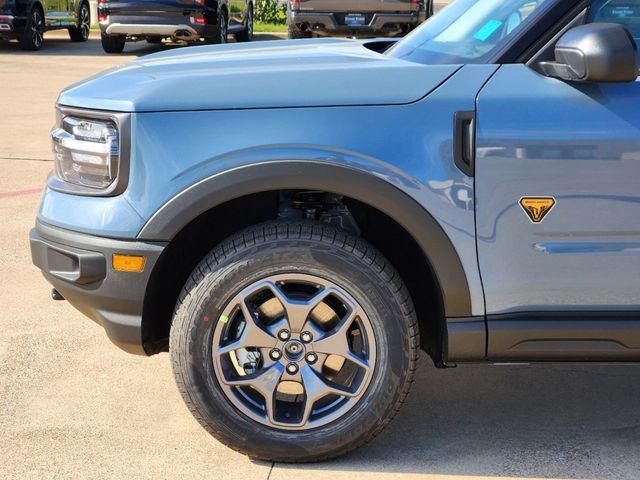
{"left": 519, "top": 197, "right": 556, "bottom": 223}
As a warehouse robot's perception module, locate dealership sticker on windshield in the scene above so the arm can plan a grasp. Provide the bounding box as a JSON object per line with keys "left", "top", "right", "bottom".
{"left": 474, "top": 20, "right": 503, "bottom": 41}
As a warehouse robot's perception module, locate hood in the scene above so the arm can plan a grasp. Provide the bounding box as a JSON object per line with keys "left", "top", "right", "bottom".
{"left": 58, "top": 38, "right": 460, "bottom": 113}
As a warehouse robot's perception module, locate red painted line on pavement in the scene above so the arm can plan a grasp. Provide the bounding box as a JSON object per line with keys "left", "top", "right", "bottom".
{"left": 0, "top": 188, "right": 42, "bottom": 199}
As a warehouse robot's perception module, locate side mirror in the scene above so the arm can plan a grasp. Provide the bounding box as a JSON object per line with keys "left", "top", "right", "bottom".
{"left": 539, "top": 23, "right": 638, "bottom": 83}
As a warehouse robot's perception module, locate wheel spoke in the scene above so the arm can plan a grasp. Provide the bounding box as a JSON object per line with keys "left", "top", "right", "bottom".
{"left": 299, "top": 364, "right": 356, "bottom": 425}
{"left": 224, "top": 363, "right": 284, "bottom": 423}
{"left": 267, "top": 282, "right": 341, "bottom": 333}
{"left": 264, "top": 317, "right": 289, "bottom": 338}
{"left": 311, "top": 308, "right": 370, "bottom": 370}
{"left": 217, "top": 301, "right": 277, "bottom": 355}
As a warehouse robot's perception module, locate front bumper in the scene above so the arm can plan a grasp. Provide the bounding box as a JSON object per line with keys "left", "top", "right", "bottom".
{"left": 30, "top": 220, "right": 166, "bottom": 355}
{"left": 290, "top": 11, "right": 426, "bottom": 37}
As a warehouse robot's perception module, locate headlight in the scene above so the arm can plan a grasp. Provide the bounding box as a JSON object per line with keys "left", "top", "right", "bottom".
{"left": 49, "top": 107, "right": 130, "bottom": 196}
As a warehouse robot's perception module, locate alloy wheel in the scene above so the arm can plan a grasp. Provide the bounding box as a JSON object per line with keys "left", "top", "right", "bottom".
{"left": 220, "top": 13, "right": 227, "bottom": 43}
{"left": 212, "top": 273, "right": 376, "bottom": 430}
{"left": 80, "top": 5, "right": 90, "bottom": 40}
{"left": 31, "top": 10, "right": 43, "bottom": 48}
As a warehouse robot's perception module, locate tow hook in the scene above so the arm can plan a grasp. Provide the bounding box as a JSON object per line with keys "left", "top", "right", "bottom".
{"left": 51, "top": 289, "right": 65, "bottom": 301}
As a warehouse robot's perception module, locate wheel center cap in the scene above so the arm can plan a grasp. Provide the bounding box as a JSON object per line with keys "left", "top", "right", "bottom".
{"left": 284, "top": 340, "right": 304, "bottom": 360}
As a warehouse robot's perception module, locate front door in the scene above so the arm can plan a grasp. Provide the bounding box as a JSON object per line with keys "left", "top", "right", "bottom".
{"left": 475, "top": 0, "right": 640, "bottom": 358}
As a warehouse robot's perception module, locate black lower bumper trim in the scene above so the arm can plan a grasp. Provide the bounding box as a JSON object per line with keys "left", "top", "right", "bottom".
{"left": 30, "top": 220, "right": 167, "bottom": 355}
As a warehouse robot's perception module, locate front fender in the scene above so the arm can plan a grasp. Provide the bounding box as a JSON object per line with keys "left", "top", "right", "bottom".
{"left": 137, "top": 151, "right": 473, "bottom": 318}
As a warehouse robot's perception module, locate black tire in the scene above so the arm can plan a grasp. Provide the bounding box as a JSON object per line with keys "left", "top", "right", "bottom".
{"left": 235, "top": 3, "right": 253, "bottom": 42}
{"left": 68, "top": 2, "right": 90, "bottom": 42}
{"left": 100, "top": 32, "right": 125, "bottom": 53}
{"left": 205, "top": 8, "right": 227, "bottom": 44}
{"left": 146, "top": 37, "right": 163, "bottom": 44}
{"left": 288, "top": 23, "right": 311, "bottom": 39}
{"left": 19, "top": 6, "right": 44, "bottom": 51}
{"left": 170, "top": 221, "right": 419, "bottom": 462}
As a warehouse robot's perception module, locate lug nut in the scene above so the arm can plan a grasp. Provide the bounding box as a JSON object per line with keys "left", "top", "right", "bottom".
{"left": 300, "top": 331, "right": 313, "bottom": 343}
{"left": 305, "top": 352, "right": 318, "bottom": 364}
{"left": 269, "top": 348, "right": 282, "bottom": 361}
{"left": 286, "top": 363, "right": 299, "bottom": 375}
{"left": 277, "top": 329, "right": 290, "bottom": 341}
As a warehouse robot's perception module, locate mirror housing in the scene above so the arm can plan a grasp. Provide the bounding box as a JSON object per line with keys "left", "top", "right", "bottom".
{"left": 539, "top": 23, "right": 638, "bottom": 83}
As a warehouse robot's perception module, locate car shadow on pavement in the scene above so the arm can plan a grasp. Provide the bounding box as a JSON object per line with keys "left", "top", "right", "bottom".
{"left": 0, "top": 36, "right": 168, "bottom": 56}
{"left": 0, "top": 32, "right": 285, "bottom": 57}
{"left": 271, "top": 355, "right": 640, "bottom": 479}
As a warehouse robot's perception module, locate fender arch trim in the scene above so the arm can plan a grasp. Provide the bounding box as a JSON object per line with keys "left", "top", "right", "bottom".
{"left": 137, "top": 160, "right": 472, "bottom": 317}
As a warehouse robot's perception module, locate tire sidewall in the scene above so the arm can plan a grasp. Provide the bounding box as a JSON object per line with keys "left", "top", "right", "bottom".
{"left": 218, "top": 10, "right": 227, "bottom": 43}
{"left": 245, "top": 5, "right": 253, "bottom": 41}
{"left": 172, "top": 239, "right": 413, "bottom": 460}
{"left": 101, "top": 33, "right": 125, "bottom": 53}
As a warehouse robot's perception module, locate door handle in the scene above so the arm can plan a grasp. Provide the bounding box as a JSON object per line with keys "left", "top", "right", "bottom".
{"left": 453, "top": 111, "right": 475, "bottom": 177}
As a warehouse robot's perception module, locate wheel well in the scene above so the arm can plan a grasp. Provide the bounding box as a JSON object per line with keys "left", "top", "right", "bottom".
{"left": 32, "top": 1, "right": 44, "bottom": 15}
{"left": 141, "top": 190, "right": 445, "bottom": 364}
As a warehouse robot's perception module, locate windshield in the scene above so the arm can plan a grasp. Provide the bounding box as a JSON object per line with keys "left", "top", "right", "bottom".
{"left": 388, "top": 0, "right": 555, "bottom": 64}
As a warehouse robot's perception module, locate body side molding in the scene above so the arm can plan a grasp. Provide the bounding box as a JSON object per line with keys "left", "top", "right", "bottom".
{"left": 488, "top": 312, "right": 640, "bottom": 362}
{"left": 137, "top": 160, "right": 473, "bottom": 318}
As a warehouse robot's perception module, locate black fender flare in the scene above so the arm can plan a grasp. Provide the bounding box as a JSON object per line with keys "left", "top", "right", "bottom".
{"left": 137, "top": 160, "right": 472, "bottom": 317}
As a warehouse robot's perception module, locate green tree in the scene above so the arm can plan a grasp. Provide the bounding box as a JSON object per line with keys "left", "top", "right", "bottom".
{"left": 255, "top": 0, "right": 287, "bottom": 24}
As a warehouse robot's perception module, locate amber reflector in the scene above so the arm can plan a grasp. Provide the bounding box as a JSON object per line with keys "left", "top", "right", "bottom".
{"left": 112, "top": 254, "right": 146, "bottom": 272}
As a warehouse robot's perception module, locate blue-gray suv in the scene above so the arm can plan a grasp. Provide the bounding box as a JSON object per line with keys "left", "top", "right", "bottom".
{"left": 30, "top": 0, "right": 640, "bottom": 462}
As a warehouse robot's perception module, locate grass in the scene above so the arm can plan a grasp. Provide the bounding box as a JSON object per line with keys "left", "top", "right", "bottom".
{"left": 254, "top": 22, "right": 288, "bottom": 33}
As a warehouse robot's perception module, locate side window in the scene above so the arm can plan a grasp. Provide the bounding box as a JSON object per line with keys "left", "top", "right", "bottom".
{"left": 589, "top": 0, "right": 640, "bottom": 62}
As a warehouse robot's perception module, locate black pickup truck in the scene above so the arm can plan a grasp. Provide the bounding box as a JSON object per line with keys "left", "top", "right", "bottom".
{"left": 98, "top": 0, "right": 253, "bottom": 53}
{"left": 0, "top": 0, "right": 90, "bottom": 50}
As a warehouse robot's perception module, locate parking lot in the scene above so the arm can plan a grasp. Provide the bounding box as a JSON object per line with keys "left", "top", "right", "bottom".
{"left": 2, "top": 30, "right": 640, "bottom": 480}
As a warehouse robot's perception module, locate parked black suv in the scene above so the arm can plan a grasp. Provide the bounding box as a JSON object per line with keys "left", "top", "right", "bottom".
{"left": 98, "top": 0, "right": 253, "bottom": 53}
{"left": 0, "top": 0, "right": 90, "bottom": 50}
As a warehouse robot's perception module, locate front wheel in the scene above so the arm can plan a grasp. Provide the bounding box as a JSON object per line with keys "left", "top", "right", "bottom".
{"left": 68, "top": 2, "right": 90, "bottom": 42}
{"left": 170, "top": 222, "right": 419, "bottom": 462}
{"left": 100, "top": 33, "right": 125, "bottom": 53}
